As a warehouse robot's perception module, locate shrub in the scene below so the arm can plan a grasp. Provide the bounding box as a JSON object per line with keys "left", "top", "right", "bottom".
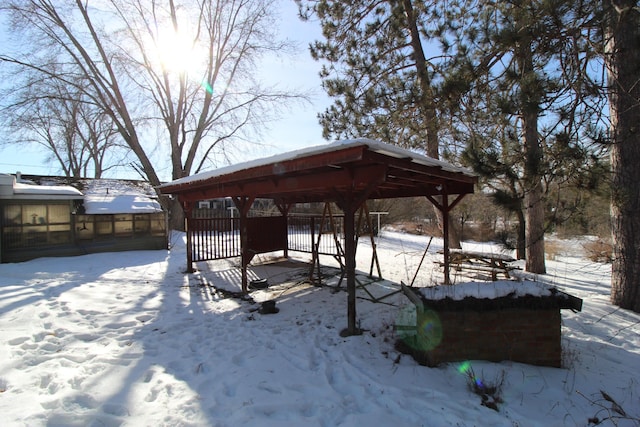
{"left": 545, "top": 240, "right": 564, "bottom": 260}
{"left": 583, "top": 240, "right": 613, "bottom": 263}
{"left": 459, "top": 363, "right": 505, "bottom": 412}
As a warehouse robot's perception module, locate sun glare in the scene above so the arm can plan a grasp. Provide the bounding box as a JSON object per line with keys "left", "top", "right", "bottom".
{"left": 149, "top": 28, "right": 205, "bottom": 76}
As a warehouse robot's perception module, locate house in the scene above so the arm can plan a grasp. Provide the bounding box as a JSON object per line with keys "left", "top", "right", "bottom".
{"left": 0, "top": 173, "right": 167, "bottom": 263}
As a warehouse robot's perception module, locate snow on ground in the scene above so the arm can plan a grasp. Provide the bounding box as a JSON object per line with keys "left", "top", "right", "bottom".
{"left": 0, "top": 230, "right": 639, "bottom": 426}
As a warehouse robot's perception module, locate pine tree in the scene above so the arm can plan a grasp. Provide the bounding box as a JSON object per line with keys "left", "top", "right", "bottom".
{"left": 442, "top": 0, "right": 606, "bottom": 273}
{"left": 300, "top": 0, "right": 440, "bottom": 153}
{"left": 299, "top": 0, "right": 463, "bottom": 247}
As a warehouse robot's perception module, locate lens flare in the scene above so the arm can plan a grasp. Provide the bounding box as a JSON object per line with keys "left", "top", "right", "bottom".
{"left": 416, "top": 310, "right": 443, "bottom": 351}
{"left": 395, "top": 305, "right": 442, "bottom": 352}
{"left": 458, "top": 361, "right": 484, "bottom": 388}
{"left": 201, "top": 81, "right": 214, "bottom": 95}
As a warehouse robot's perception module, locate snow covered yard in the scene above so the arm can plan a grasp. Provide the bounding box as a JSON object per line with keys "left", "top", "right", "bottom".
{"left": 0, "top": 230, "right": 638, "bottom": 426}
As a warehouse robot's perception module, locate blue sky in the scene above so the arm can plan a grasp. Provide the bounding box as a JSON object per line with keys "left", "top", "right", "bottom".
{"left": 0, "top": 1, "right": 330, "bottom": 181}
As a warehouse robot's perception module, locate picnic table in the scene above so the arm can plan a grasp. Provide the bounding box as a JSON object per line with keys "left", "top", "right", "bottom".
{"left": 437, "top": 249, "right": 519, "bottom": 281}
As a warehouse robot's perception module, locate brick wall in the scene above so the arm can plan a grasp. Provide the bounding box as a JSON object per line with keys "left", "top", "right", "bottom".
{"left": 399, "top": 307, "right": 562, "bottom": 367}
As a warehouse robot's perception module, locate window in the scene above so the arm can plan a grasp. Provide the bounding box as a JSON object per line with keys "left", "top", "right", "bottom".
{"left": 114, "top": 214, "right": 133, "bottom": 236}
{"left": 1, "top": 203, "right": 71, "bottom": 249}
{"left": 95, "top": 215, "right": 113, "bottom": 236}
{"left": 74, "top": 213, "right": 165, "bottom": 239}
{"left": 75, "top": 214, "right": 95, "bottom": 240}
{"left": 23, "top": 205, "right": 46, "bottom": 225}
{"left": 134, "top": 214, "right": 150, "bottom": 234}
{"left": 150, "top": 213, "right": 166, "bottom": 236}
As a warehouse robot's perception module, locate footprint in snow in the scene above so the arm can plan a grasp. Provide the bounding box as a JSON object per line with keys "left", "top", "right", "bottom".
{"left": 142, "top": 367, "right": 157, "bottom": 383}
{"left": 103, "top": 402, "right": 130, "bottom": 417}
{"left": 136, "top": 314, "right": 154, "bottom": 323}
{"left": 7, "top": 336, "right": 30, "bottom": 346}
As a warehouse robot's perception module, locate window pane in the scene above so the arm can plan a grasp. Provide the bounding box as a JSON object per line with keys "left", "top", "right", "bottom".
{"left": 77, "top": 221, "right": 94, "bottom": 239}
{"left": 3, "top": 205, "right": 21, "bottom": 225}
{"left": 150, "top": 214, "right": 166, "bottom": 236}
{"left": 23, "top": 205, "right": 47, "bottom": 225}
{"left": 24, "top": 225, "right": 47, "bottom": 246}
{"left": 96, "top": 216, "right": 113, "bottom": 235}
{"left": 2, "top": 226, "right": 21, "bottom": 248}
{"left": 134, "top": 215, "right": 150, "bottom": 233}
{"left": 49, "top": 204, "right": 70, "bottom": 223}
{"left": 49, "top": 225, "right": 70, "bottom": 244}
{"left": 114, "top": 223, "right": 132, "bottom": 235}
{"left": 114, "top": 214, "right": 133, "bottom": 236}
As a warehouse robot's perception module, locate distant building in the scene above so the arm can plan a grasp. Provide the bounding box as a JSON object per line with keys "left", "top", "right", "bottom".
{"left": 0, "top": 173, "right": 167, "bottom": 263}
{"left": 192, "top": 197, "right": 281, "bottom": 218}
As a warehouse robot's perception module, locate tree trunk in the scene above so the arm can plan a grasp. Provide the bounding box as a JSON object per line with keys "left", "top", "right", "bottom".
{"left": 525, "top": 181, "right": 546, "bottom": 273}
{"left": 517, "top": 17, "right": 546, "bottom": 274}
{"left": 163, "top": 196, "right": 185, "bottom": 232}
{"left": 516, "top": 209, "right": 526, "bottom": 260}
{"left": 402, "top": 0, "right": 462, "bottom": 249}
{"left": 605, "top": 0, "right": 640, "bottom": 312}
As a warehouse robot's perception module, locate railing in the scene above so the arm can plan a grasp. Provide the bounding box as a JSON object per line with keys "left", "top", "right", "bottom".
{"left": 188, "top": 217, "right": 241, "bottom": 262}
{"left": 187, "top": 214, "right": 345, "bottom": 263}
{"left": 287, "top": 215, "right": 344, "bottom": 256}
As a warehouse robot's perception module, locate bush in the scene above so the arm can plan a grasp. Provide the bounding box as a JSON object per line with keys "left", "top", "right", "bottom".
{"left": 545, "top": 240, "right": 564, "bottom": 260}
{"left": 459, "top": 362, "right": 505, "bottom": 412}
{"left": 583, "top": 240, "right": 613, "bottom": 263}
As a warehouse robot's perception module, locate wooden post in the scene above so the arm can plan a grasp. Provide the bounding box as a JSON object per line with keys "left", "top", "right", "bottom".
{"left": 276, "top": 203, "right": 291, "bottom": 258}
{"left": 342, "top": 198, "right": 360, "bottom": 336}
{"left": 183, "top": 200, "right": 194, "bottom": 273}
{"left": 309, "top": 215, "right": 318, "bottom": 284}
{"left": 427, "top": 190, "right": 469, "bottom": 286}
{"left": 442, "top": 192, "right": 451, "bottom": 285}
{"left": 232, "top": 196, "right": 254, "bottom": 293}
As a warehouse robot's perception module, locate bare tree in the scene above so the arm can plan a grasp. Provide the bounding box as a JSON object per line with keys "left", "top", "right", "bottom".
{"left": 1, "top": 0, "right": 301, "bottom": 228}
{"left": 3, "top": 73, "right": 124, "bottom": 178}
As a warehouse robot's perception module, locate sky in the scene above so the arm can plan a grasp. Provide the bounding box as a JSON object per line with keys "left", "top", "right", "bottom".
{"left": 0, "top": 1, "right": 330, "bottom": 181}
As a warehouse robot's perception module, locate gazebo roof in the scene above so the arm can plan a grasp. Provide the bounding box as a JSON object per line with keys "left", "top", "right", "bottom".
{"left": 159, "top": 139, "right": 477, "bottom": 203}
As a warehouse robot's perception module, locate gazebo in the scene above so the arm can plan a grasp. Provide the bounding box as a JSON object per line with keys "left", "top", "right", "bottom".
{"left": 159, "top": 139, "right": 477, "bottom": 336}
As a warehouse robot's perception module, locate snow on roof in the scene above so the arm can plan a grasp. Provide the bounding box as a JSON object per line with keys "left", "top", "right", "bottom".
{"left": 1, "top": 174, "right": 84, "bottom": 200}
{"left": 160, "top": 139, "right": 476, "bottom": 189}
{"left": 82, "top": 179, "right": 163, "bottom": 214}
{"left": 1, "top": 173, "right": 163, "bottom": 213}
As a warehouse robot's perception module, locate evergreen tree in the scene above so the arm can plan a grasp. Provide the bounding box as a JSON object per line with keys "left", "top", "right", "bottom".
{"left": 298, "top": 0, "right": 463, "bottom": 247}
{"left": 442, "top": 0, "right": 607, "bottom": 272}
{"left": 299, "top": 0, "right": 441, "bottom": 154}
